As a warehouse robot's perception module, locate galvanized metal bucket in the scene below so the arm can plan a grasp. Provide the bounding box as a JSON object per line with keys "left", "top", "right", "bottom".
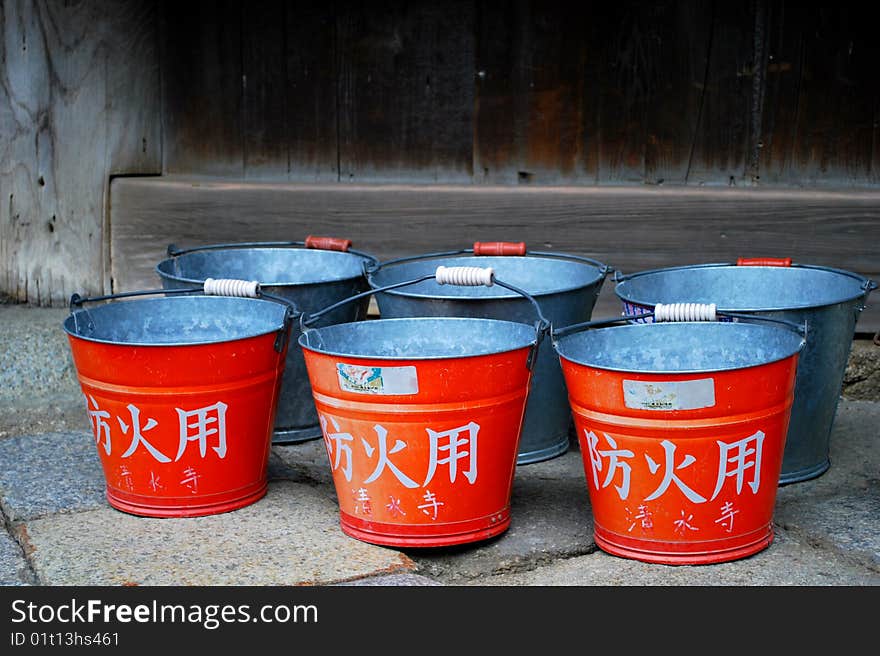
{"left": 553, "top": 307, "right": 806, "bottom": 564}
{"left": 299, "top": 265, "right": 549, "bottom": 547}
{"left": 615, "top": 260, "right": 877, "bottom": 484}
{"left": 156, "top": 237, "right": 378, "bottom": 445}
{"left": 366, "top": 241, "right": 610, "bottom": 465}
{"left": 63, "top": 280, "right": 296, "bottom": 517}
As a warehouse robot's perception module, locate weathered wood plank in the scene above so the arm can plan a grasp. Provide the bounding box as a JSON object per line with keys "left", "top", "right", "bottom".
{"left": 642, "top": 1, "right": 710, "bottom": 185}
{"left": 0, "top": 0, "right": 161, "bottom": 304}
{"left": 474, "top": 0, "right": 593, "bottom": 185}
{"left": 651, "top": 2, "right": 754, "bottom": 185}
{"left": 109, "top": 178, "right": 880, "bottom": 331}
{"left": 284, "top": 1, "right": 338, "bottom": 182}
{"left": 592, "top": 3, "right": 650, "bottom": 184}
{"left": 759, "top": 4, "right": 878, "bottom": 186}
{"left": 242, "top": 0, "right": 288, "bottom": 179}
{"left": 335, "top": 0, "right": 474, "bottom": 182}
{"left": 160, "top": 0, "right": 244, "bottom": 176}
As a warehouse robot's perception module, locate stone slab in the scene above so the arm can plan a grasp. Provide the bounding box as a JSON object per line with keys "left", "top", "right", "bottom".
{"left": 338, "top": 573, "right": 442, "bottom": 586}
{"left": 272, "top": 438, "right": 336, "bottom": 488}
{"left": 842, "top": 339, "right": 880, "bottom": 401}
{"left": 396, "top": 449, "right": 596, "bottom": 582}
{"left": 277, "top": 439, "right": 596, "bottom": 583}
{"left": 0, "top": 529, "right": 30, "bottom": 586}
{"left": 21, "top": 481, "right": 415, "bottom": 586}
{"left": 0, "top": 306, "right": 78, "bottom": 403}
{"left": 466, "top": 528, "right": 880, "bottom": 586}
{"left": 0, "top": 432, "right": 107, "bottom": 521}
{"left": 775, "top": 399, "right": 880, "bottom": 568}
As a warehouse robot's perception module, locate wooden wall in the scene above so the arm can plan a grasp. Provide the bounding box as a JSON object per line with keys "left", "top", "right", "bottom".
{"left": 0, "top": 0, "right": 161, "bottom": 305}
{"left": 2, "top": 0, "right": 879, "bottom": 305}
{"left": 161, "top": 0, "right": 880, "bottom": 187}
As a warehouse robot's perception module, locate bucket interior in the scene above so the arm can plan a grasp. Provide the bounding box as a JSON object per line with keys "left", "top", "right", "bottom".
{"left": 370, "top": 255, "right": 604, "bottom": 299}
{"left": 616, "top": 265, "right": 866, "bottom": 311}
{"left": 555, "top": 322, "right": 803, "bottom": 373}
{"left": 299, "top": 317, "right": 536, "bottom": 359}
{"left": 157, "top": 248, "right": 370, "bottom": 286}
{"left": 63, "top": 296, "right": 288, "bottom": 346}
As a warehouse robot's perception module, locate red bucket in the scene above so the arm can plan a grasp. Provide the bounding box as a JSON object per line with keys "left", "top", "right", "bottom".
{"left": 554, "top": 311, "right": 804, "bottom": 565}
{"left": 63, "top": 286, "right": 293, "bottom": 518}
{"left": 298, "top": 266, "right": 546, "bottom": 547}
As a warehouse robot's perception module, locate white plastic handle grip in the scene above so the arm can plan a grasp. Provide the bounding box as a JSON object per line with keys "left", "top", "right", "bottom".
{"left": 435, "top": 266, "right": 495, "bottom": 287}
{"left": 203, "top": 278, "right": 261, "bottom": 298}
{"left": 654, "top": 302, "right": 717, "bottom": 322}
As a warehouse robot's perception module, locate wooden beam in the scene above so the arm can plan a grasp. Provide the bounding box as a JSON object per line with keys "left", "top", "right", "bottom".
{"left": 109, "top": 177, "right": 880, "bottom": 332}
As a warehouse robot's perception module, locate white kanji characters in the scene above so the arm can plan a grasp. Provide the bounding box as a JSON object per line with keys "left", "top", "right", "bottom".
{"left": 626, "top": 503, "right": 654, "bottom": 533}
{"left": 353, "top": 488, "right": 372, "bottom": 515}
{"left": 418, "top": 490, "right": 444, "bottom": 520}
{"left": 86, "top": 394, "right": 112, "bottom": 455}
{"left": 586, "top": 430, "right": 635, "bottom": 500}
{"left": 148, "top": 471, "right": 164, "bottom": 492}
{"left": 321, "top": 415, "right": 354, "bottom": 482}
{"left": 362, "top": 425, "right": 418, "bottom": 488}
{"left": 117, "top": 464, "right": 134, "bottom": 492}
{"left": 644, "top": 440, "right": 707, "bottom": 503}
{"left": 119, "top": 404, "right": 170, "bottom": 462}
{"left": 714, "top": 501, "right": 739, "bottom": 533}
{"left": 175, "top": 401, "right": 227, "bottom": 462}
{"left": 673, "top": 509, "right": 699, "bottom": 535}
{"left": 386, "top": 496, "right": 405, "bottom": 517}
{"left": 711, "top": 430, "right": 764, "bottom": 500}
{"left": 424, "top": 422, "right": 479, "bottom": 486}
{"left": 180, "top": 466, "right": 200, "bottom": 493}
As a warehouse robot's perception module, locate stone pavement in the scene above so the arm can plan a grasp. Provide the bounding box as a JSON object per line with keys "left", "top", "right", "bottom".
{"left": 1, "top": 304, "right": 878, "bottom": 586}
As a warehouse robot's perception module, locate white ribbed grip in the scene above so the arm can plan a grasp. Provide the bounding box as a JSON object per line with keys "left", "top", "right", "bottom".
{"left": 203, "top": 278, "right": 261, "bottom": 298}
{"left": 435, "top": 265, "right": 495, "bottom": 286}
{"left": 654, "top": 302, "right": 717, "bottom": 322}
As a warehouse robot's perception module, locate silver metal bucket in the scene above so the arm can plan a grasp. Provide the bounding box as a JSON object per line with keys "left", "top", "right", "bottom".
{"left": 156, "top": 240, "right": 378, "bottom": 444}
{"left": 366, "top": 243, "right": 609, "bottom": 464}
{"left": 615, "top": 262, "right": 877, "bottom": 484}
{"left": 64, "top": 295, "right": 293, "bottom": 347}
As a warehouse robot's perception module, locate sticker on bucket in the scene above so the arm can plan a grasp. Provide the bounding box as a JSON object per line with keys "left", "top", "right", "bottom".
{"left": 337, "top": 364, "right": 419, "bottom": 395}
{"left": 623, "top": 378, "right": 716, "bottom": 411}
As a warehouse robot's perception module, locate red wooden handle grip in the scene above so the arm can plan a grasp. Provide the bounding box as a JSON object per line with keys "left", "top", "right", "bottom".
{"left": 473, "top": 241, "right": 527, "bottom": 256}
{"left": 305, "top": 235, "right": 352, "bottom": 252}
{"left": 736, "top": 257, "right": 792, "bottom": 267}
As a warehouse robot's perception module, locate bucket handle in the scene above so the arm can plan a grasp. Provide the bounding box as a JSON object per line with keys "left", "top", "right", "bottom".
{"left": 553, "top": 302, "right": 808, "bottom": 341}
{"left": 301, "top": 266, "right": 551, "bottom": 370}
{"left": 164, "top": 239, "right": 378, "bottom": 266}
{"left": 736, "top": 257, "right": 792, "bottom": 267}
{"left": 68, "top": 279, "right": 300, "bottom": 353}
{"left": 365, "top": 243, "right": 611, "bottom": 277}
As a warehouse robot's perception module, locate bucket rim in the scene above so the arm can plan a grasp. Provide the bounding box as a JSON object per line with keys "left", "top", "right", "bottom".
{"left": 155, "top": 246, "right": 375, "bottom": 288}
{"left": 62, "top": 295, "right": 289, "bottom": 347}
{"left": 367, "top": 252, "right": 606, "bottom": 300}
{"left": 615, "top": 261, "right": 872, "bottom": 312}
{"left": 553, "top": 321, "right": 804, "bottom": 374}
{"left": 298, "top": 316, "right": 538, "bottom": 361}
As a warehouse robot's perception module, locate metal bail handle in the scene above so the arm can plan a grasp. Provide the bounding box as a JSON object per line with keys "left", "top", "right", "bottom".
{"left": 69, "top": 279, "right": 298, "bottom": 353}
{"left": 654, "top": 302, "right": 717, "bottom": 322}
{"left": 166, "top": 236, "right": 373, "bottom": 261}
{"left": 304, "top": 235, "right": 352, "bottom": 252}
{"left": 736, "top": 257, "right": 793, "bottom": 267}
{"left": 301, "top": 266, "right": 551, "bottom": 370}
{"left": 473, "top": 241, "right": 527, "bottom": 256}
{"left": 553, "top": 301, "right": 807, "bottom": 341}
{"left": 367, "top": 242, "right": 611, "bottom": 278}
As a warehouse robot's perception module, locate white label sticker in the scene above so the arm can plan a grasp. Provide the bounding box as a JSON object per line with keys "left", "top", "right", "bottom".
{"left": 337, "top": 364, "right": 419, "bottom": 395}
{"left": 623, "top": 378, "right": 716, "bottom": 411}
